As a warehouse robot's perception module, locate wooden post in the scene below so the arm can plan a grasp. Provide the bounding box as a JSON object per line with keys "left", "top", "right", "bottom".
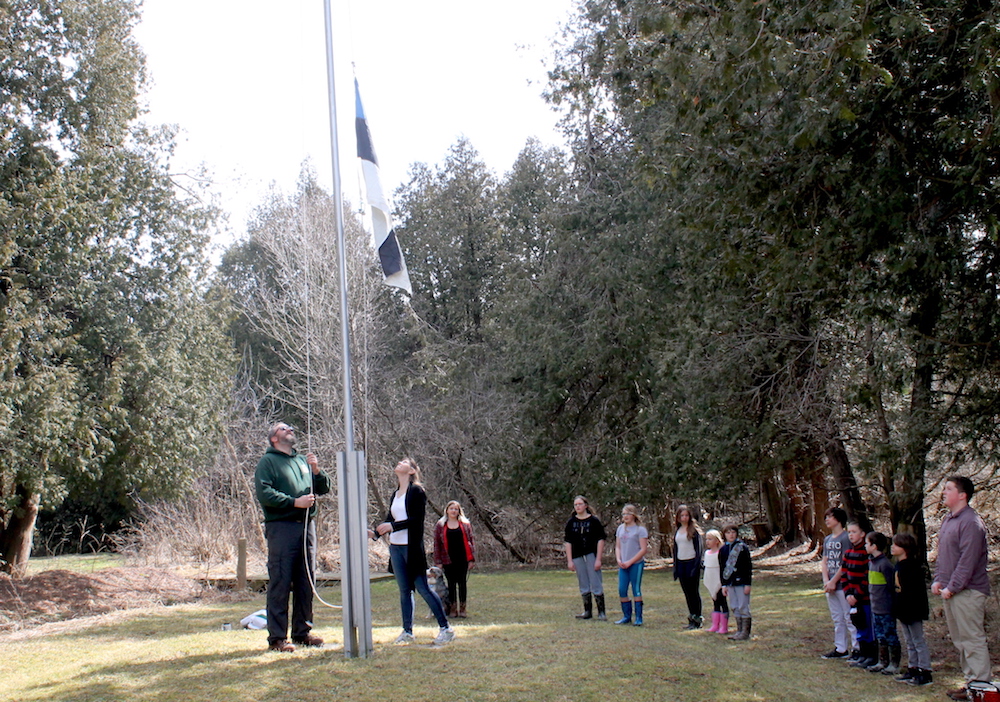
{"left": 237, "top": 538, "right": 247, "bottom": 591}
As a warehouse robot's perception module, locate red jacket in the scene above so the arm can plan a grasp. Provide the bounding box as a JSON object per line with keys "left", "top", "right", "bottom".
{"left": 433, "top": 519, "right": 475, "bottom": 566}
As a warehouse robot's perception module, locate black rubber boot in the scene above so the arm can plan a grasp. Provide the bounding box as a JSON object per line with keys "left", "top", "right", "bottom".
{"left": 867, "top": 642, "right": 888, "bottom": 672}
{"left": 730, "top": 616, "right": 751, "bottom": 640}
{"left": 595, "top": 594, "right": 607, "bottom": 621}
{"left": 575, "top": 593, "right": 593, "bottom": 619}
{"left": 881, "top": 643, "right": 901, "bottom": 675}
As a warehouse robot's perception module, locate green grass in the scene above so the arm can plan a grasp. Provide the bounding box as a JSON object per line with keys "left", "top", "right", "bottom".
{"left": 2, "top": 566, "right": 953, "bottom": 702}
{"left": 25, "top": 553, "right": 126, "bottom": 575}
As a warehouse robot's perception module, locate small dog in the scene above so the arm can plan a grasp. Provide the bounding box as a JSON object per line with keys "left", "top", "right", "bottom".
{"left": 426, "top": 566, "right": 450, "bottom": 616}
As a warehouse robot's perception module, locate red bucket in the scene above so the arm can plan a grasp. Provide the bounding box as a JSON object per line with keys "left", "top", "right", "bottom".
{"left": 969, "top": 681, "right": 1000, "bottom": 702}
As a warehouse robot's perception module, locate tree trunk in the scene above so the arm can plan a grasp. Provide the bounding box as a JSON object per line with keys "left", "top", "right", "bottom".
{"left": 0, "top": 485, "right": 40, "bottom": 577}
{"left": 781, "top": 461, "right": 808, "bottom": 543}
{"left": 657, "top": 504, "right": 673, "bottom": 558}
{"left": 450, "top": 453, "right": 528, "bottom": 563}
{"left": 808, "top": 460, "right": 830, "bottom": 548}
{"left": 761, "top": 475, "right": 784, "bottom": 537}
{"left": 890, "top": 289, "right": 941, "bottom": 562}
{"left": 824, "top": 437, "right": 873, "bottom": 534}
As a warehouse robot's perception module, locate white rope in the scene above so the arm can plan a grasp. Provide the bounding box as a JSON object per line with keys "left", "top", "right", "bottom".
{"left": 302, "top": 189, "right": 342, "bottom": 611}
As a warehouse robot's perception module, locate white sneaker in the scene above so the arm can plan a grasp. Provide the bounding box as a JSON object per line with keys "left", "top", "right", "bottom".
{"left": 393, "top": 631, "right": 415, "bottom": 645}
{"left": 433, "top": 627, "right": 456, "bottom": 645}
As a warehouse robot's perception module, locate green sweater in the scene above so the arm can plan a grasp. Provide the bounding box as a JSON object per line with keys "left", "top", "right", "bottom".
{"left": 254, "top": 447, "right": 332, "bottom": 522}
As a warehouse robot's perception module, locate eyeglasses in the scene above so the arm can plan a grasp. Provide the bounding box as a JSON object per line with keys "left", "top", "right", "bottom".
{"left": 278, "top": 425, "right": 295, "bottom": 433}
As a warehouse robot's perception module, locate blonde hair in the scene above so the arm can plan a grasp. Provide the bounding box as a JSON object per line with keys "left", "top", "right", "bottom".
{"left": 621, "top": 504, "right": 642, "bottom": 525}
{"left": 438, "top": 500, "right": 470, "bottom": 525}
{"left": 705, "top": 529, "right": 723, "bottom": 548}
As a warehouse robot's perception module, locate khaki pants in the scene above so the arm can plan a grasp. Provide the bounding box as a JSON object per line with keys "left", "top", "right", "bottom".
{"left": 943, "top": 589, "right": 991, "bottom": 683}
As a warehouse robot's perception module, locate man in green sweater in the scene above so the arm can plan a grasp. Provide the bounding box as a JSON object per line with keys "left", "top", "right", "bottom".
{"left": 254, "top": 422, "right": 332, "bottom": 652}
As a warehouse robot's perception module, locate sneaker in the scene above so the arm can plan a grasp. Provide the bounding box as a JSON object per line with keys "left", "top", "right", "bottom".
{"left": 292, "top": 634, "right": 324, "bottom": 648}
{"left": 821, "top": 649, "right": 850, "bottom": 659}
{"left": 393, "top": 631, "right": 415, "bottom": 645}
{"left": 268, "top": 639, "right": 296, "bottom": 653}
{"left": 895, "top": 668, "right": 916, "bottom": 683}
{"left": 433, "top": 627, "right": 456, "bottom": 645}
{"left": 907, "top": 670, "right": 933, "bottom": 687}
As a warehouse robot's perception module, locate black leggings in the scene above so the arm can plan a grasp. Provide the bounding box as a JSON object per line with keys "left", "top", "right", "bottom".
{"left": 443, "top": 561, "right": 469, "bottom": 604}
{"left": 712, "top": 591, "right": 729, "bottom": 614}
{"left": 678, "top": 573, "right": 702, "bottom": 617}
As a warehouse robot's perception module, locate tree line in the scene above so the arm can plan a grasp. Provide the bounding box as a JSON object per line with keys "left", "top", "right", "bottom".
{"left": 3, "top": 0, "right": 998, "bottom": 575}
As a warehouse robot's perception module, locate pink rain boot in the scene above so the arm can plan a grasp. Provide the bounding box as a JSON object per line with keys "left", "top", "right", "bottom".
{"left": 706, "top": 612, "right": 721, "bottom": 633}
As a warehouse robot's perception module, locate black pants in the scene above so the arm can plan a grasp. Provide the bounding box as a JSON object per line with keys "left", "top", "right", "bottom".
{"left": 676, "top": 561, "right": 702, "bottom": 618}
{"left": 443, "top": 561, "right": 469, "bottom": 604}
{"left": 712, "top": 591, "right": 729, "bottom": 614}
{"left": 265, "top": 519, "right": 316, "bottom": 645}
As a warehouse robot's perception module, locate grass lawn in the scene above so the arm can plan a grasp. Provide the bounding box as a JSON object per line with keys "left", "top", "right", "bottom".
{"left": 2, "top": 565, "right": 953, "bottom": 702}
{"left": 25, "top": 553, "right": 126, "bottom": 575}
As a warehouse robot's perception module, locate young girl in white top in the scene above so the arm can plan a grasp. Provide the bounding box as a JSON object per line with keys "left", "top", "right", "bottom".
{"left": 703, "top": 529, "right": 729, "bottom": 633}
{"left": 614, "top": 504, "right": 649, "bottom": 626}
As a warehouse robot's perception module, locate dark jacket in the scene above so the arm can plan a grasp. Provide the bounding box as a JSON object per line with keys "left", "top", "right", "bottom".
{"left": 894, "top": 558, "right": 930, "bottom": 624}
{"left": 384, "top": 482, "right": 430, "bottom": 584}
{"left": 719, "top": 539, "right": 752, "bottom": 587}
{"left": 433, "top": 519, "right": 475, "bottom": 566}
{"left": 673, "top": 528, "right": 704, "bottom": 581}
{"left": 254, "top": 446, "right": 331, "bottom": 522}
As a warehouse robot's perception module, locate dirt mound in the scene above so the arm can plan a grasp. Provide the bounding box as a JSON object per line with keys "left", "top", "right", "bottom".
{"left": 0, "top": 567, "right": 206, "bottom": 632}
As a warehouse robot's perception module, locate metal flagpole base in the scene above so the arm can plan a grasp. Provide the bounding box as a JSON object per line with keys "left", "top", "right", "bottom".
{"left": 337, "top": 450, "right": 372, "bottom": 658}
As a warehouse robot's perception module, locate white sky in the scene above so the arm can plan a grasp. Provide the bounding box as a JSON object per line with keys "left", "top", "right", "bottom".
{"left": 134, "top": 0, "right": 576, "bottom": 248}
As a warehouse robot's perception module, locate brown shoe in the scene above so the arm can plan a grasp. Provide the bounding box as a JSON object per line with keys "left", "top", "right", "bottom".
{"left": 946, "top": 687, "right": 969, "bottom": 701}
{"left": 268, "top": 639, "right": 296, "bottom": 653}
{"left": 292, "top": 634, "right": 324, "bottom": 648}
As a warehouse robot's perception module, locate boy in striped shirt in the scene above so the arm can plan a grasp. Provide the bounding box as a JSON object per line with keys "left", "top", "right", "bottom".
{"left": 843, "top": 521, "right": 877, "bottom": 668}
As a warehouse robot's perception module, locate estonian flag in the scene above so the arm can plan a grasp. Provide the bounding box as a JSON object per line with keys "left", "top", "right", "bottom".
{"left": 355, "top": 79, "right": 412, "bottom": 295}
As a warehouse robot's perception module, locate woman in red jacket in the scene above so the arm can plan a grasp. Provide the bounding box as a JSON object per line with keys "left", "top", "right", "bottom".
{"left": 433, "top": 500, "right": 476, "bottom": 618}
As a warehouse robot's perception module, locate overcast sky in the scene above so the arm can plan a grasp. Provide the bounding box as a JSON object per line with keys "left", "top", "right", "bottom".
{"left": 134, "top": 0, "right": 576, "bottom": 247}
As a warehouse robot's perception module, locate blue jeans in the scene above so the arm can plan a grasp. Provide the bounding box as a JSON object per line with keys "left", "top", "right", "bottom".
{"left": 850, "top": 604, "right": 875, "bottom": 644}
{"left": 618, "top": 562, "right": 644, "bottom": 599}
{"left": 389, "top": 544, "right": 448, "bottom": 633}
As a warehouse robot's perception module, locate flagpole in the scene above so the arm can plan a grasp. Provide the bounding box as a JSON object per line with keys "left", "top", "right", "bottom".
{"left": 322, "top": 0, "right": 373, "bottom": 659}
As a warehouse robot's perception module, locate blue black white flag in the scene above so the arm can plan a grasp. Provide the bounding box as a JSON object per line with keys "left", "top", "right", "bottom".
{"left": 355, "top": 79, "right": 412, "bottom": 295}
